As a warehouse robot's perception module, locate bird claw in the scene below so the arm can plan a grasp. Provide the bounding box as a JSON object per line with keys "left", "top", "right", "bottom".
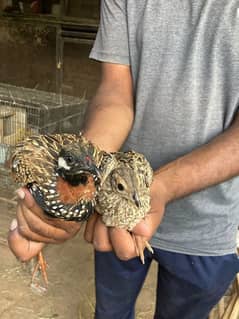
{"left": 139, "top": 250, "right": 145, "bottom": 264}
{"left": 30, "top": 281, "right": 48, "bottom": 295}
{"left": 133, "top": 235, "right": 153, "bottom": 264}
{"left": 145, "top": 241, "right": 154, "bottom": 254}
{"left": 31, "top": 251, "right": 49, "bottom": 289}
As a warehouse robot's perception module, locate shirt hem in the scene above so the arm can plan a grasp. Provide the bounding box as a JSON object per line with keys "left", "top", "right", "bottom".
{"left": 150, "top": 239, "right": 238, "bottom": 256}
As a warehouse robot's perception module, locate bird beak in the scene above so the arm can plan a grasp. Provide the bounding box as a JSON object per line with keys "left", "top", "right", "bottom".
{"left": 132, "top": 192, "right": 141, "bottom": 208}
{"left": 87, "top": 164, "right": 102, "bottom": 185}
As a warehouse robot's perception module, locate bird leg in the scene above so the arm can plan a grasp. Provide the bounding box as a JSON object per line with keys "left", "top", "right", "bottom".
{"left": 31, "top": 251, "right": 48, "bottom": 287}
{"left": 132, "top": 234, "right": 154, "bottom": 264}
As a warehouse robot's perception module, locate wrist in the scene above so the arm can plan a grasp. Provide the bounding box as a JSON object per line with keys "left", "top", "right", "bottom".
{"left": 150, "top": 174, "right": 170, "bottom": 206}
{"left": 82, "top": 131, "right": 119, "bottom": 153}
{"left": 152, "top": 164, "right": 178, "bottom": 205}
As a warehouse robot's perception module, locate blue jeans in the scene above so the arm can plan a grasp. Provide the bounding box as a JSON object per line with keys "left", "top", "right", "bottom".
{"left": 94, "top": 248, "right": 239, "bottom": 319}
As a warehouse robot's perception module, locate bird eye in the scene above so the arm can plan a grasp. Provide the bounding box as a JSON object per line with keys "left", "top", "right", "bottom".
{"left": 117, "top": 183, "right": 124, "bottom": 191}
{"left": 65, "top": 155, "right": 74, "bottom": 164}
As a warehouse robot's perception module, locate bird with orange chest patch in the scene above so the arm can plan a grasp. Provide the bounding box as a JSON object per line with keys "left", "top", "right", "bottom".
{"left": 10, "top": 133, "right": 103, "bottom": 288}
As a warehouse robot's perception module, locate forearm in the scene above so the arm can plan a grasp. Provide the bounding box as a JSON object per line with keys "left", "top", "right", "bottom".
{"left": 83, "top": 87, "right": 134, "bottom": 151}
{"left": 83, "top": 63, "right": 134, "bottom": 152}
{"left": 154, "top": 114, "right": 239, "bottom": 204}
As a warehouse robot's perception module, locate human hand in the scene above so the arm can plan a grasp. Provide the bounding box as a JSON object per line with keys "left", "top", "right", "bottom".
{"left": 132, "top": 178, "right": 166, "bottom": 238}
{"left": 8, "top": 187, "right": 82, "bottom": 261}
{"left": 109, "top": 178, "right": 166, "bottom": 260}
{"left": 84, "top": 212, "right": 140, "bottom": 260}
{"left": 84, "top": 177, "right": 166, "bottom": 261}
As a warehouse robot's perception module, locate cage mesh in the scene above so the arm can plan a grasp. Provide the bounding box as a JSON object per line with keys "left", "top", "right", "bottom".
{"left": 0, "top": 83, "right": 87, "bottom": 188}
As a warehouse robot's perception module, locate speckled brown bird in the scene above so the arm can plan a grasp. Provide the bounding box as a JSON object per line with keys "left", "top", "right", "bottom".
{"left": 10, "top": 133, "right": 103, "bottom": 287}
{"left": 96, "top": 150, "right": 154, "bottom": 263}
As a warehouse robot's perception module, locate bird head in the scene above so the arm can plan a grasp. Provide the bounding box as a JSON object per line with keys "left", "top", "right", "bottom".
{"left": 109, "top": 167, "right": 142, "bottom": 208}
{"left": 56, "top": 143, "right": 101, "bottom": 187}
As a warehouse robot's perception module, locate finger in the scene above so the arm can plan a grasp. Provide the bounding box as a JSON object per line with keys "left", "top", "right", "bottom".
{"left": 44, "top": 218, "right": 82, "bottom": 235}
{"left": 8, "top": 220, "right": 45, "bottom": 262}
{"left": 109, "top": 228, "right": 137, "bottom": 260}
{"left": 16, "top": 187, "right": 44, "bottom": 216}
{"left": 17, "top": 187, "right": 82, "bottom": 235}
{"left": 131, "top": 219, "right": 150, "bottom": 237}
{"left": 84, "top": 212, "right": 98, "bottom": 243}
{"left": 17, "top": 204, "right": 71, "bottom": 243}
{"left": 132, "top": 210, "right": 164, "bottom": 238}
{"left": 16, "top": 206, "right": 60, "bottom": 243}
{"left": 93, "top": 217, "right": 112, "bottom": 251}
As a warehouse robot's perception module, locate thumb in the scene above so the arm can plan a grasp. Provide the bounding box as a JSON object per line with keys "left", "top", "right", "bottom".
{"left": 8, "top": 219, "right": 45, "bottom": 262}
{"left": 16, "top": 187, "right": 44, "bottom": 215}
{"left": 132, "top": 209, "right": 165, "bottom": 238}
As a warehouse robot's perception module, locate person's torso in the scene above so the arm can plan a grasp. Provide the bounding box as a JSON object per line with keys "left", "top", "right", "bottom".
{"left": 122, "top": 0, "right": 239, "bottom": 255}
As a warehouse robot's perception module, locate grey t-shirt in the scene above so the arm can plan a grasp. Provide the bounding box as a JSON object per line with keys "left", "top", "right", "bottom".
{"left": 90, "top": 0, "right": 239, "bottom": 255}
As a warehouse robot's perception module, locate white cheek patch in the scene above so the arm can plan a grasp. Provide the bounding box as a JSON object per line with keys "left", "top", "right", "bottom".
{"left": 58, "top": 157, "right": 70, "bottom": 170}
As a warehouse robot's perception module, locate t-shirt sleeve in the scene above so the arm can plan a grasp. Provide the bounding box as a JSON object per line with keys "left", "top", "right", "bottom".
{"left": 89, "top": 0, "right": 130, "bottom": 65}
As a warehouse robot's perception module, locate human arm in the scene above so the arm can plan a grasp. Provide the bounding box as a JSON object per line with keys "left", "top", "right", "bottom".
{"left": 130, "top": 112, "right": 239, "bottom": 237}
{"left": 83, "top": 62, "right": 134, "bottom": 151}
{"left": 107, "top": 112, "right": 239, "bottom": 259}
{"left": 82, "top": 62, "right": 139, "bottom": 252}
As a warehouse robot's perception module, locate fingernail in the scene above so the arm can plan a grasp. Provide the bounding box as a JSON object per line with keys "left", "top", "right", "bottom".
{"left": 10, "top": 218, "right": 18, "bottom": 231}
{"left": 15, "top": 188, "right": 25, "bottom": 200}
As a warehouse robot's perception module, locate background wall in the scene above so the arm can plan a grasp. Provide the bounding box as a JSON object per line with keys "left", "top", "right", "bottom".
{"left": 0, "top": 20, "right": 101, "bottom": 99}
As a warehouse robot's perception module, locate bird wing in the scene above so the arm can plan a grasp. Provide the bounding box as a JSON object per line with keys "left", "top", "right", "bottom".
{"left": 10, "top": 133, "right": 96, "bottom": 185}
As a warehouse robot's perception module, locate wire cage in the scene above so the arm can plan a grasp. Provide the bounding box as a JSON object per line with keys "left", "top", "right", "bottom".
{"left": 0, "top": 82, "right": 88, "bottom": 189}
